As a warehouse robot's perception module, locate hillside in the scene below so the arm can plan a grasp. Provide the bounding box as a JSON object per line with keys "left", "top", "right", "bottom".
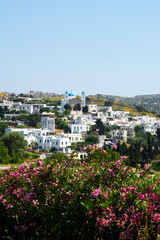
{"left": 88, "top": 94, "right": 160, "bottom": 113}
{"left": 87, "top": 97, "right": 156, "bottom": 117}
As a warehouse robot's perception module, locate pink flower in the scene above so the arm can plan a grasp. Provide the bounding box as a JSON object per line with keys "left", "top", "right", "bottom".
{"left": 91, "top": 187, "right": 102, "bottom": 198}
{"left": 121, "top": 155, "right": 127, "bottom": 160}
{"left": 151, "top": 213, "right": 160, "bottom": 222}
{"left": 112, "top": 145, "right": 117, "bottom": 149}
{"left": 30, "top": 222, "right": 36, "bottom": 227}
{"left": 37, "top": 161, "right": 43, "bottom": 166}
{"left": 20, "top": 224, "right": 28, "bottom": 231}
{"left": 104, "top": 192, "right": 109, "bottom": 199}
{"left": 144, "top": 163, "right": 151, "bottom": 171}
{"left": 0, "top": 193, "right": 3, "bottom": 200}
{"left": 139, "top": 192, "right": 147, "bottom": 200}
{"left": 32, "top": 199, "right": 39, "bottom": 206}
{"left": 23, "top": 162, "right": 29, "bottom": 167}
{"left": 6, "top": 203, "right": 13, "bottom": 209}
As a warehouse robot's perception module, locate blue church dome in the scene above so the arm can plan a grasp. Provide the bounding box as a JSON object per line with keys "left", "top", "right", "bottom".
{"left": 65, "top": 90, "right": 68, "bottom": 94}
{"left": 82, "top": 90, "right": 85, "bottom": 94}
{"left": 69, "top": 92, "right": 75, "bottom": 96}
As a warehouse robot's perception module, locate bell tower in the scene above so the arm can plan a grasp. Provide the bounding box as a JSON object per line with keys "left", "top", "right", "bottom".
{"left": 81, "top": 90, "right": 85, "bottom": 107}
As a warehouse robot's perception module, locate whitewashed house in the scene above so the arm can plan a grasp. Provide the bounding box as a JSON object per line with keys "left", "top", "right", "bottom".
{"left": 38, "top": 135, "right": 71, "bottom": 153}
{"left": 13, "top": 103, "right": 47, "bottom": 114}
{"left": 41, "top": 112, "right": 55, "bottom": 133}
{"left": 88, "top": 104, "right": 97, "bottom": 114}
{"left": 68, "top": 122, "right": 90, "bottom": 134}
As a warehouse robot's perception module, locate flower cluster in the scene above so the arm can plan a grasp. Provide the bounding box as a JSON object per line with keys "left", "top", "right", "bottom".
{"left": 0, "top": 146, "right": 159, "bottom": 239}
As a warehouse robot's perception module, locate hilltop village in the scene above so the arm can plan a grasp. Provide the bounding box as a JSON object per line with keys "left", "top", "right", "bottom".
{"left": 0, "top": 90, "right": 160, "bottom": 160}
{"left": 2, "top": 90, "right": 160, "bottom": 239}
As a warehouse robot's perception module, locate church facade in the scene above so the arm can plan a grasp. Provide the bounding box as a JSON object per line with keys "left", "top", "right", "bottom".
{"left": 61, "top": 91, "right": 86, "bottom": 111}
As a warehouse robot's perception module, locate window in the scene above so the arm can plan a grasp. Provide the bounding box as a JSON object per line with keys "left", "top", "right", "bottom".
{"left": 40, "top": 140, "right": 42, "bottom": 142}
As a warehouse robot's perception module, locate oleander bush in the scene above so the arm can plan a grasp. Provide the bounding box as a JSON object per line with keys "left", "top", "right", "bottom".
{"left": 0, "top": 146, "right": 160, "bottom": 239}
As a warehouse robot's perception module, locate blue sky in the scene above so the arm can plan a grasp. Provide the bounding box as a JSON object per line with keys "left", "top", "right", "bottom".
{"left": 0, "top": 0, "right": 160, "bottom": 97}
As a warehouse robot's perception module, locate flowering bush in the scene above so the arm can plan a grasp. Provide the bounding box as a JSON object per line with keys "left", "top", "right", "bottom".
{"left": 0, "top": 146, "right": 159, "bottom": 239}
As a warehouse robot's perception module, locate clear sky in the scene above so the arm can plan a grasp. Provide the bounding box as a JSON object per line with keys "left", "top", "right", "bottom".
{"left": 0, "top": 0, "right": 160, "bottom": 97}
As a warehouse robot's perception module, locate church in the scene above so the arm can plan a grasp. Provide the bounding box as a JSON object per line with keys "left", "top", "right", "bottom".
{"left": 61, "top": 90, "right": 86, "bottom": 111}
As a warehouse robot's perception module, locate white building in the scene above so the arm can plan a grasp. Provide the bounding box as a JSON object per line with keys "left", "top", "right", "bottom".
{"left": 5, "top": 128, "right": 49, "bottom": 145}
{"left": 110, "top": 129, "right": 128, "bottom": 142}
{"left": 5, "top": 114, "right": 55, "bottom": 146}
{"left": 4, "top": 114, "right": 23, "bottom": 119}
{"left": 41, "top": 112, "right": 55, "bottom": 133}
{"left": 68, "top": 124, "right": 90, "bottom": 134}
{"left": 61, "top": 132, "right": 82, "bottom": 143}
{"left": 38, "top": 135, "right": 71, "bottom": 153}
{"left": 0, "top": 100, "right": 14, "bottom": 109}
{"left": 12, "top": 103, "right": 47, "bottom": 114}
{"left": 88, "top": 104, "right": 97, "bottom": 114}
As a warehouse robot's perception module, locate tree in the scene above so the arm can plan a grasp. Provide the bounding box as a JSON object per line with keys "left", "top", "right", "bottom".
{"left": 40, "top": 107, "right": 51, "bottom": 113}
{"left": 156, "top": 128, "right": 160, "bottom": 142}
{"left": 0, "top": 123, "right": 8, "bottom": 137}
{"left": 95, "top": 119, "right": 105, "bottom": 135}
{"left": 147, "top": 133, "right": 154, "bottom": 159}
{"left": 0, "top": 141, "right": 11, "bottom": 163}
{"left": 51, "top": 108, "right": 60, "bottom": 117}
{"left": 63, "top": 109, "right": 71, "bottom": 116}
{"left": 135, "top": 105, "right": 148, "bottom": 112}
{"left": 82, "top": 106, "right": 88, "bottom": 113}
{"left": 63, "top": 125, "right": 71, "bottom": 133}
{"left": 1, "top": 132, "right": 27, "bottom": 159}
{"left": 135, "top": 125, "right": 142, "bottom": 137}
{"left": 64, "top": 104, "right": 72, "bottom": 110}
{"left": 63, "top": 104, "right": 71, "bottom": 115}
{"left": 141, "top": 145, "right": 149, "bottom": 161}
{"left": 27, "top": 114, "right": 41, "bottom": 128}
{"left": 85, "top": 134, "right": 99, "bottom": 144}
{"left": 104, "top": 100, "right": 114, "bottom": 106}
{"left": 73, "top": 103, "right": 81, "bottom": 111}
{"left": 50, "top": 152, "right": 68, "bottom": 161}
{"left": 55, "top": 119, "right": 71, "bottom": 133}
{"left": 18, "top": 114, "right": 28, "bottom": 123}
